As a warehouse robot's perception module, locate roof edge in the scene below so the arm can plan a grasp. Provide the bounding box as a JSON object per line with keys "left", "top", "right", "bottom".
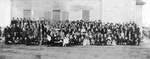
{"left": 136, "top": 0, "right": 146, "bottom": 5}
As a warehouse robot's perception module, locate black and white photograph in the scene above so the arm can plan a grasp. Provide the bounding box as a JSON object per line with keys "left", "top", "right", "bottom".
{"left": 0, "top": 0, "right": 150, "bottom": 59}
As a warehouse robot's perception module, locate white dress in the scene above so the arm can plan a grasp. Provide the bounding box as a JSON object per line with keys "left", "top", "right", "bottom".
{"left": 121, "top": 33, "right": 124, "bottom": 38}
{"left": 107, "top": 37, "right": 112, "bottom": 45}
{"left": 91, "top": 39, "right": 95, "bottom": 45}
{"left": 81, "top": 29, "right": 86, "bottom": 35}
{"left": 83, "top": 39, "right": 90, "bottom": 46}
{"left": 81, "top": 29, "right": 86, "bottom": 33}
{"left": 112, "top": 40, "right": 116, "bottom": 45}
{"left": 47, "top": 35, "right": 51, "bottom": 41}
{"left": 63, "top": 37, "right": 69, "bottom": 46}
{"left": 87, "top": 39, "right": 90, "bottom": 45}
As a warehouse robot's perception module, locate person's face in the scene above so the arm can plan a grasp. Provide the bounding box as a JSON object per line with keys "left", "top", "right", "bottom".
{"left": 81, "top": 36, "right": 84, "bottom": 39}
{"left": 104, "top": 34, "right": 107, "bottom": 37}
{"left": 96, "top": 28, "right": 98, "bottom": 31}
{"left": 67, "top": 34, "right": 69, "bottom": 37}
{"left": 102, "top": 26, "right": 104, "bottom": 28}
{"left": 135, "top": 34, "right": 137, "bottom": 37}
{"left": 17, "top": 24, "right": 20, "bottom": 27}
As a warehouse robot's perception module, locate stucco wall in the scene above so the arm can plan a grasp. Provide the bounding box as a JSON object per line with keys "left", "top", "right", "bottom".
{"left": 102, "top": 0, "right": 136, "bottom": 23}
{"left": 11, "top": 0, "right": 102, "bottom": 21}
{"left": 12, "top": 0, "right": 137, "bottom": 23}
{"left": 69, "top": 0, "right": 102, "bottom": 21}
{"left": 136, "top": 5, "right": 143, "bottom": 29}
{"left": 0, "top": 0, "right": 11, "bottom": 27}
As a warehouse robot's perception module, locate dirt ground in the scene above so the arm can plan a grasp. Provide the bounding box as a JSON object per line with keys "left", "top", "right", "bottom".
{"left": 0, "top": 43, "right": 150, "bottom": 59}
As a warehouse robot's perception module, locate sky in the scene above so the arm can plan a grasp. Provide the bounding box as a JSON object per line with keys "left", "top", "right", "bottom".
{"left": 142, "top": 0, "right": 150, "bottom": 27}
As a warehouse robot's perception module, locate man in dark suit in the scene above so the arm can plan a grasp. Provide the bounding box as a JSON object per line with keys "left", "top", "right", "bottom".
{"left": 25, "top": 25, "right": 32, "bottom": 45}
{"left": 14, "top": 24, "right": 21, "bottom": 44}
{"left": 11, "top": 24, "right": 16, "bottom": 44}
{"left": 135, "top": 25, "right": 140, "bottom": 37}
{"left": 4, "top": 26, "right": 12, "bottom": 44}
{"left": 0, "top": 27, "right": 1, "bottom": 38}
{"left": 21, "top": 26, "right": 26, "bottom": 44}
{"left": 135, "top": 25, "right": 141, "bottom": 45}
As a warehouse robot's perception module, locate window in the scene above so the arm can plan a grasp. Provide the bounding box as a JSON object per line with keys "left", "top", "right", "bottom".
{"left": 53, "top": 10, "right": 61, "bottom": 21}
{"left": 23, "top": 10, "right": 31, "bottom": 18}
{"left": 82, "top": 10, "right": 90, "bottom": 22}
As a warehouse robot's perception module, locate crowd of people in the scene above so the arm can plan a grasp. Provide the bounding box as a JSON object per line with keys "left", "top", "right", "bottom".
{"left": 2, "top": 17, "right": 141, "bottom": 47}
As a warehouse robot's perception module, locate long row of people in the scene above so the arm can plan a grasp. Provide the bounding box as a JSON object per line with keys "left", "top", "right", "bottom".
{"left": 3, "top": 18, "right": 141, "bottom": 46}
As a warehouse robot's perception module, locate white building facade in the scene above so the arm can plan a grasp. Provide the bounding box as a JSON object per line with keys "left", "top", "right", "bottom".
{"left": 11, "top": 0, "right": 145, "bottom": 25}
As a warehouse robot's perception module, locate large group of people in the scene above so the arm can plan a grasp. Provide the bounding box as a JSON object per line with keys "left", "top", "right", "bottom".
{"left": 2, "top": 17, "right": 141, "bottom": 47}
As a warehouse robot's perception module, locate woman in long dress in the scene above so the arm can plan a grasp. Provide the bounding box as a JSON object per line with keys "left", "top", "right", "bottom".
{"left": 63, "top": 34, "right": 69, "bottom": 47}
{"left": 107, "top": 34, "right": 112, "bottom": 46}
{"left": 83, "top": 37, "right": 90, "bottom": 46}
{"left": 121, "top": 31, "right": 125, "bottom": 45}
{"left": 83, "top": 33, "right": 90, "bottom": 46}
{"left": 112, "top": 35, "right": 117, "bottom": 45}
{"left": 47, "top": 34, "right": 51, "bottom": 47}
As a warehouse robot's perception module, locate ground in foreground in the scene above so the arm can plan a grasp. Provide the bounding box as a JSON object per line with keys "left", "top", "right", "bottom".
{"left": 0, "top": 44, "right": 150, "bottom": 59}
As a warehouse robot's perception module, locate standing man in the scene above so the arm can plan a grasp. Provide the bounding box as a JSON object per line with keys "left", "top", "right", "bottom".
{"left": 4, "top": 26, "right": 11, "bottom": 44}
{"left": 135, "top": 25, "right": 141, "bottom": 45}
{"left": 0, "top": 27, "right": 1, "bottom": 40}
